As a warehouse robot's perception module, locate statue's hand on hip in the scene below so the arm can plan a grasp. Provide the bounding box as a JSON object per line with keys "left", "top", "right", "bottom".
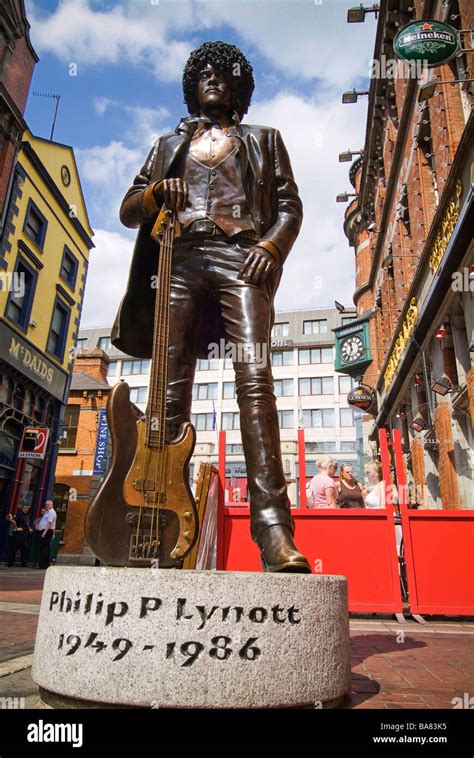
{"left": 153, "top": 179, "right": 189, "bottom": 211}
{"left": 237, "top": 246, "right": 279, "bottom": 285}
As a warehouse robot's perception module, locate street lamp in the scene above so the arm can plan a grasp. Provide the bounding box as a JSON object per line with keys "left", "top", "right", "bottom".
{"left": 410, "top": 415, "right": 428, "bottom": 433}
{"left": 339, "top": 149, "right": 363, "bottom": 162}
{"left": 342, "top": 90, "right": 369, "bottom": 104}
{"left": 335, "top": 301, "right": 345, "bottom": 313}
{"left": 431, "top": 374, "right": 454, "bottom": 396}
{"left": 336, "top": 192, "right": 358, "bottom": 202}
{"left": 347, "top": 4, "right": 379, "bottom": 23}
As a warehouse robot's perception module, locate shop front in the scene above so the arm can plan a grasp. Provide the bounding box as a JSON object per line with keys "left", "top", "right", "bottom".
{"left": 0, "top": 318, "right": 68, "bottom": 560}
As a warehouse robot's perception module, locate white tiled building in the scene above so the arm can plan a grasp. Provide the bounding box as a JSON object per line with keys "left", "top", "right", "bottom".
{"left": 78, "top": 306, "right": 363, "bottom": 504}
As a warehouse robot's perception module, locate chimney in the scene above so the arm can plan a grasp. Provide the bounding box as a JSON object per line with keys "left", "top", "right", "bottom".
{"left": 74, "top": 348, "right": 110, "bottom": 384}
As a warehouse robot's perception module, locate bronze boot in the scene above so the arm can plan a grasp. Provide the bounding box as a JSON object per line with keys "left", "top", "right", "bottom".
{"left": 257, "top": 524, "right": 312, "bottom": 574}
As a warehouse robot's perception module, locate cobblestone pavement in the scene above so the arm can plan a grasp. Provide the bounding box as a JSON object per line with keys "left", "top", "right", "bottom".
{"left": 0, "top": 566, "right": 473, "bottom": 710}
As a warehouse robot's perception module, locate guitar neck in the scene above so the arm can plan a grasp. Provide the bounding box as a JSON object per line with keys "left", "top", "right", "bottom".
{"left": 146, "top": 210, "right": 176, "bottom": 449}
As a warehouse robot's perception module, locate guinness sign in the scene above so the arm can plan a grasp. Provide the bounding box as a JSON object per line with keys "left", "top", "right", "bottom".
{"left": 347, "top": 384, "right": 376, "bottom": 414}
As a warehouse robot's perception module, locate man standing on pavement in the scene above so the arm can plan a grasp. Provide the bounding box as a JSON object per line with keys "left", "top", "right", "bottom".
{"left": 35, "top": 500, "right": 56, "bottom": 569}
{"left": 7, "top": 504, "right": 32, "bottom": 567}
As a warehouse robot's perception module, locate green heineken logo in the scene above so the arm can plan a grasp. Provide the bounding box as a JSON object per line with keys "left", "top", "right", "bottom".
{"left": 394, "top": 20, "right": 460, "bottom": 67}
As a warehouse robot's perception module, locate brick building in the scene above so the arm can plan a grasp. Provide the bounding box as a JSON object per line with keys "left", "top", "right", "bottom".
{"left": 342, "top": 0, "right": 473, "bottom": 508}
{"left": 54, "top": 349, "right": 111, "bottom": 564}
{"left": 0, "top": 0, "right": 37, "bottom": 222}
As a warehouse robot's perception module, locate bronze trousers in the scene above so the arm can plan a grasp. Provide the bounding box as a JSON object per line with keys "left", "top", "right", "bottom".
{"left": 165, "top": 234, "right": 293, "bottom": 542}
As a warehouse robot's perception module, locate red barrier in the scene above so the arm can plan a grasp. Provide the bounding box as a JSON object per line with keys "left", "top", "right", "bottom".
{"left": 392, "top": 428, "right": 474, "bottom": 616}
{"left": 216, "top": 430, "right": 403, "bottom": 613}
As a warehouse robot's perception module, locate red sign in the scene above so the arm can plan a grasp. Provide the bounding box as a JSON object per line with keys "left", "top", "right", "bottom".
{"left": 18, "top": 427, "right": 50, "bottom": 459}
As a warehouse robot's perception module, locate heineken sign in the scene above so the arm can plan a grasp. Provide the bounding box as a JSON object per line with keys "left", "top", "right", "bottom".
{"left": 394, "top": 20, "right": 460, "bottom": 67}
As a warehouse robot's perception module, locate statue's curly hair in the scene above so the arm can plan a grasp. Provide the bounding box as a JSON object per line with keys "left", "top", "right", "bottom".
{"left": 182, "top": 41, "right": 254, "bottom": 120}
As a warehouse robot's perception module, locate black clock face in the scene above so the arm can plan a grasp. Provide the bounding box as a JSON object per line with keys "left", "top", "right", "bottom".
{"left": 341, "top": 335, "right": 364, "bottom": 363}
{"left": 61, "top": 165, "right": 71, "bottom": 187}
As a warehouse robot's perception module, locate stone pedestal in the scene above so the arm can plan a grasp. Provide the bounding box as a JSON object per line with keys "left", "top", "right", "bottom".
{"left": 32, "top": 567, "right": 351, "bottom": 708}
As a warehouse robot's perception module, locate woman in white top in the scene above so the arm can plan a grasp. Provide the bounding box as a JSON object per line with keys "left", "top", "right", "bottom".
{"left": 364, "top": 463, "right": 386, "bottom": 508}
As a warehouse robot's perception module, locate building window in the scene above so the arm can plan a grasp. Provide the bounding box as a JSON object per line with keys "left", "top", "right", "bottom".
{"left": 197, "top": 358, "right": 219, "bottom": 370}
{"left": 46, "top": 298, "right": 70, "bottom": 361}
{"left": 34, "top": 396, "right": 45, "bottom": 423}
{"left": 341, "top": 316, "right": 356, "bottom": 325}
{"left": 338, "top": 375, "right": 354, "bottom": 394}
{"left": 274, "top": 378, "right": 294, "bottom": 397}
{"left": 223, "top": 381, "right": 236, "bottom": 399}
{"left": 226, "top": 443, "right": 243, "bottom": 454}
{"left": 340, "top": 408, "right": 358, "bottom": 426}
{"left": 272, "top": 322, "right": 289, "bottom": 338}
{"left": 305, "top": 441, "right": 336, "bottom": 453}
{"left": 303, "top": 319, "right": 327, "bottom": 335}
{"left": 23, "top": 199, "right": 47, "bottom": 251}
{"left": 299, "top": 377, "right": 333, "bottom": 395}
{"left": 122, "top": 359, "right": 151, "bottom": 375}
{"left": 278, "top": 410, "right": 294, "bottom": 428}
{"left": 59, "top": 246, "right": 79, "bottom": 289}
{"left": 192, "top": 382, "right": 218, "bottom": 400}
{"left": 5, "top": 258, "right": 37, "bottom": 330}
{"left": 61, "top": 405, "right": 80, "bottom": 449}
{"left": 303, "top": 408, "right": 334, "bottom": 428}
{"left": 107, "top": 361, "right": 117, "bottom": 378}
{"left": 298, "top": 347, "right": 333, "bottom": 364}
{"left": 98, "top": 336, "right": 112, "bottom": 351}
{"left": 224, "top": 356, "right": 233, "bottom": 369}
{"left": 130, "top": 386, "right": 148, "bottom": 404}
{"left": 76, "top": 338, "right": 88, "bottom": 349}
{"left": 191, "top": 412, "right": 215, "bottom": 431}
{"left": 222, "top": 412, "right": 240, "bottom": 430}
{"left": 341, "top": 441, "right": 356, "bottom": 452}
{"left": 271, "top": 350, "right": 293, "bottom": 367}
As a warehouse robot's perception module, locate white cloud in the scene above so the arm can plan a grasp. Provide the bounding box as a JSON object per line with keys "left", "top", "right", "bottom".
{"left": 248, "top": 92, "right": 367, "bottom": 309}
{"left": 80, "top": 228, "right": 134, "bottom": 328}
{"left": 27, "top": 0, "right": 376, "bottom": 89}
{"left": 26, "top": 0, "right": 195, "bottom": 81}
{"left": 92, "top": 98, "right": 172, "bottom": 148}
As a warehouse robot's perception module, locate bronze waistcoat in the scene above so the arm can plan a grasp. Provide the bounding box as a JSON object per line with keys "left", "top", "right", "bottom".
{"left": 176, "top": 125, "right": 256, "bottom": 237}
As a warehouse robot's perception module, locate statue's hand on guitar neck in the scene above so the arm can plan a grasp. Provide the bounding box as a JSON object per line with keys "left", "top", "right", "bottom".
{"left": 153, "top": 179, "right": 189, "bottom": 212}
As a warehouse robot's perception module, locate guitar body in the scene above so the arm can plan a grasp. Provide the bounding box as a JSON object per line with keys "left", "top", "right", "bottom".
{"left": 85, "top": 382, "right": 197, "bottom": 567}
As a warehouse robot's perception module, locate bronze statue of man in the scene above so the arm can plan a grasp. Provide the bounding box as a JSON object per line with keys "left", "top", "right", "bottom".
{"left": 112, "top": 41, "right": 311, "bottom": 573}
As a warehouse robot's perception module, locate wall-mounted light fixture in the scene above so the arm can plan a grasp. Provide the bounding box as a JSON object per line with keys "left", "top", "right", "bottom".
{"left": 339, "top": 148, "right": 364, "bottom": 162}
{"left": 336, "top": 192, "right": 358, "bottom": 202}
{"left": 342, "top": 89, "right": 369, "bottom": 104}
{"left": 347, "top": 4, "right": 379, "bottom": 23}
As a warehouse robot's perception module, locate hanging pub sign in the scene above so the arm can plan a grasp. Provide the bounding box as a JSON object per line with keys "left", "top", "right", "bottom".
{"left": 18, "top": 427, "right": 50, "bottom": 459}
{"left": 394, "top": 20, "right": 460, "bottom": 67}
{"left": 347, "top": 384, "right": 377, "bottom": 415}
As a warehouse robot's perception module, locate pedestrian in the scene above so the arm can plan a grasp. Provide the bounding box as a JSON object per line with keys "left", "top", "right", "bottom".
{"left": 308, "top": 457, "right": 338, "bottom": 508}
{"left": 35, "top": 500, "right": 56, "bottom": 569}
{"left": 364, "top": 463, "right": 386, "bottom": 508}
{"left": 7, "top": 504, "right": 33, "bottom": 566}
{"left": 335, "top": 464, "right": 365, "bottom": 508}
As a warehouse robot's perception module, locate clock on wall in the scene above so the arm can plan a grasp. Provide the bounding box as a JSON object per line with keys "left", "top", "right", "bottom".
{"left": 340, "top": 334, "right": 364, "bottom": 363}
{"left": 61, "top": 165, "right": 71, "bottom": 187}
{"left": 334, "top": 316, "right": 372, "bottom": 376}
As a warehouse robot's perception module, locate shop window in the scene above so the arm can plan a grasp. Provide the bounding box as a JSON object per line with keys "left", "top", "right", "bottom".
{"left": 5, "top": 258, "right": 37, "bottom": 331}
{"left": 47, "top": 298, "right": 71, "bottom": 362}
{"left": 0, "top": 375, "right": 13, "bottom": 405}
{"left": 60, "top": 405, "right": 80, "bottom": 449}
{"left": 23, "top": 199, "right": 47, "bottom": 251}
{"left": 34, "top": 396, "right": 45, "bottom": 423}
{"left": 59, "top": 246, "right": 79, "bottom": 289}
{"left": 13, "top": 383, "right": 25, "bottom": 412}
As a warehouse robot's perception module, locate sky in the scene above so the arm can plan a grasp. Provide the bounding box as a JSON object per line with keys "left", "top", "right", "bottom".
{"left": 24, "top": 0, "right": 377, "bottom": 329}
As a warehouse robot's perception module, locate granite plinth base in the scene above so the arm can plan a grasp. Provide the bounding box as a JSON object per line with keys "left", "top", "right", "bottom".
{"left": 32, "top": 566, "right": 351, "bottom": 709}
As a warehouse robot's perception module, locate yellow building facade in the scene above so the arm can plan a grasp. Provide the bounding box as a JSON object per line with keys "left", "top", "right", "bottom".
{"left": 0, "top": 130, "right": 93, "bottom": 553}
